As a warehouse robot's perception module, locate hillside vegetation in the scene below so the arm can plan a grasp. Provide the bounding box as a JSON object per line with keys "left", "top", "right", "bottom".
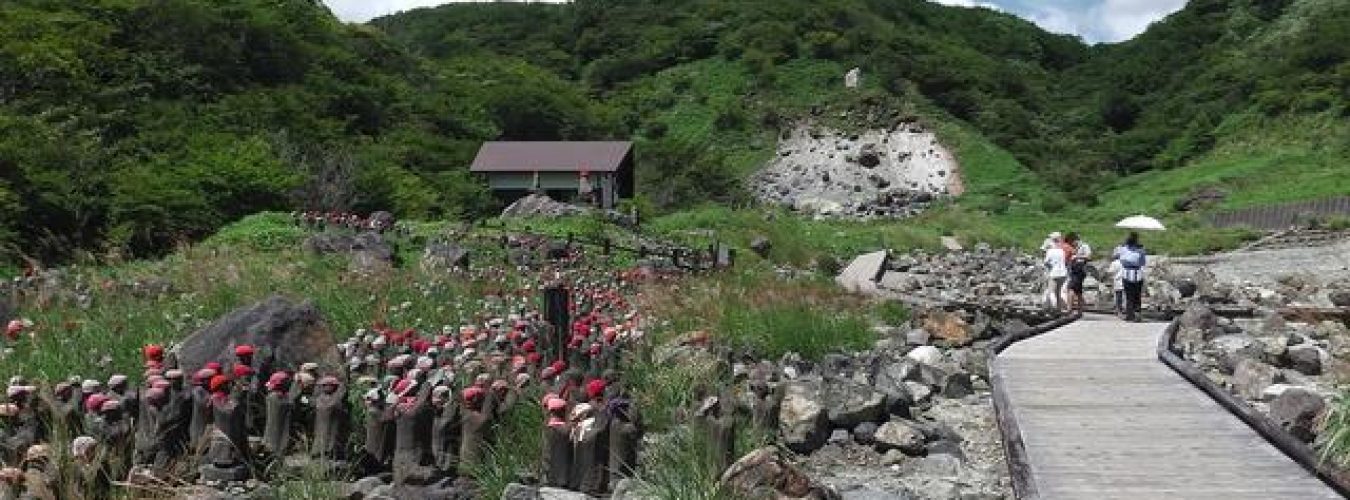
{"left": 2, "top": 0, "right": 1348, "bottom": 265}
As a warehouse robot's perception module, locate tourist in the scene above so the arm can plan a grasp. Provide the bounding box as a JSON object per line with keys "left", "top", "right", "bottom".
{"left": 1043, "top": 235, "right": 1069, "bottom": 312}
{"left": 1064, "top": 233, "right": 1091, "bottom": 312}
{"left": 1113, "top": 232, "right": 1148, "bottom": 322}
{"left": 1107, "top": 257, "right": 1125, "bottom": 316}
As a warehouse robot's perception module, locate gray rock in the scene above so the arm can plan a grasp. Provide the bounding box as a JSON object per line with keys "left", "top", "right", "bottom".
{"left": 829, "top": 429, "right": 852, "bottom": 445}
{"left": 940, "top": 373, "right": 973, "bottom": 399}
{"left": 422, "top": 243, "right": 470, "bottom": 271}
{"left": 1329, "top": 289, "right": 1350, "bottom": 307}
{"left": 750, "top": 237, "right": 772, "bottom": 258}
{"left": 175, "top": 295, "right": 342, "bottom": 377}
{"left": 349, "top": 476, "right": 387, "bottom": 500}
{"left": 779, "top": 381, "right": 830, "bottom": 453}
{"left": 500, "top": 483, "right": 540, "bottom": 500}
{"left": 906, "top": 346, "right": 942, "bottom": 366}
{"left": 1232, "top": 359, "right": 1283, "bottom": 400}
{"left": 720, "top": 447, "right": 841, "bottom": 499}
{"left": 904, "top": 381, "right": 933, "bottom": 406}
{"left": 905, "top": 329, "right": 931, "bottom": 346}
{"left": 1312, "top": 321, "right": 1347, "bottom": 340}
{"left": 538, "top": 487, "right": 593, "bottom": 500}
{"left": 853, "top": 422, "right": 879, "bottom": 445}
{"left": 881, "top": 449, "right": 907, "bottom": 465}
{"left": 874, "top": 420, "right": 926, "bottom": 455}
{"left": 1270, "top": 388, "right": 1325, "bottom": 443}
{"left": 1286, "top": 345, "right": 1323, "bottom": 376}
{"left": 840, "top": 486, "right": 915, "bottom": 500}
{"left": 822, "top": 377, "right": 887, "bottom": 428}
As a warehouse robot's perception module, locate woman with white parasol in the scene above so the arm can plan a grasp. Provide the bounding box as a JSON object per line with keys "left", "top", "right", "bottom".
{"left": 1112, "top": 215, "right": 1165, "bottom": 321}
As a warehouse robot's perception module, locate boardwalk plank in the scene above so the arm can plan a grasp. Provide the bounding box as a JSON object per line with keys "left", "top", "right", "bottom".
{"left": 994, "top": 316, "right": 1341, "bottom": 499}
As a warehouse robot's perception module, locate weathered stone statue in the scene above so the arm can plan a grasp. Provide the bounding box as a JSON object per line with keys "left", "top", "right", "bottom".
{"left": 262, "top": 372, "right": 295, "bottom": 458}
{"left": 199, "top": 377, "right": 250, "bottom": 482}
{"left": 392, "top": 379, "right": 435, "bottom": 485}
{"left": 70, "top": 435, "right": 110, "bottom": 500}
{"left": 311, "top": 376, "right": 351, "bottom": 462}
{"left": 189, "top": 370, "right": 216, "bottom": 451}
{"left": 43, "top": 383, "right": 81, "bottom": 438}
{"left": 154, "top": 376, "right": 193, "bottom": 470}
{"left": 360, "top": 389, "right": 396, "bottom": 475}
{"left": 457, "top": 386, "right": 494, "bottom": 476}
{"left": 21, "top": 445, "right": 57, "bottom": 500}
{"left": 542, "top": 397, "right": 572, "bottom": 488}
{"left": 429, "top": 386, "right": 461, "bottom": 475}
{"left": 570, "top": 403, "right": 609, "bottom": 495}
{"left": 89, "top": 399, "right": 133, "bottom": 483}
{"left": 607, "top": 398, "right": 642, "bottom": 486}
{"left": 133, "top": 387, "right": 167, "bottom": 466}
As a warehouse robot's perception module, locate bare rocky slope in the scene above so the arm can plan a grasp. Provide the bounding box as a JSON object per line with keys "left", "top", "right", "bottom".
{"left": 750, "top": 122, "right": 963, "bottom": 219}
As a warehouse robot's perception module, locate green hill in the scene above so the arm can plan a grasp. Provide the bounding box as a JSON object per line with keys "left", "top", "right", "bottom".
{"left": 1, "top": 0, "right": 1347, "bottom": 265}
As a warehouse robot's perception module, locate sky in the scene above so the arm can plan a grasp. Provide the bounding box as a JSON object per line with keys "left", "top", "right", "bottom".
{"left": 323, "top": 0, "right": 1188, "bottom": 44}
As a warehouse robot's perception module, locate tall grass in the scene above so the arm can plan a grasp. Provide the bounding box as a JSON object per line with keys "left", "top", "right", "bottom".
{"left": 1319, "top": 391, "right": 1350, "bottom": 467}
{"left": 636, "top": 425, "right": 736, "bottom": 500}
{"left": 641, "top": 270, "right": 879, "bottom": 362}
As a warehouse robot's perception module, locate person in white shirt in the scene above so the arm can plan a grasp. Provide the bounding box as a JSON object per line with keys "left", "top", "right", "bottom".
{"left": 1107, "top": 259, "right": 1125, "bottom": 316}
{"left": 1040, "top": 232, "right": 1062, "bottom": 307}
{"left": 1044, "top": 237, "right": 1068, "bottom": 312}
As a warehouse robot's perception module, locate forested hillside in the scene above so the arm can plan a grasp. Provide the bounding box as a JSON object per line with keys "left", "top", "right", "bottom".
{"left": 2, "top": 0, "right": 1348, "bottom": 264}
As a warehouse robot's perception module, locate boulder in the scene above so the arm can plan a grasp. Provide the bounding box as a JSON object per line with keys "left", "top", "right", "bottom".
{"left": 872, "top": 360, "right": 917, "bottom": 415}
{"left": 1286, "top": 345, "right": 1323, "bottom": 376}
{"left": 175, "top": 295, "right": 341, "bottom": 375}
{"left": 1313, "top": 321, "right": 1348, "bottom": 341}
{"left": 821, "top": 377, "right": 887, "bottom": 428}
{"left": 1173, "top": 279, "right": 1198, "bottom": 299}
{"left": 1270, "top": 388, "right": 1325, "bottom": 443}
{"left": 1330, "top": 290, "right": 1350, "bottom": 308}
{"left": 905, "top": 329, "right": 931, "bottom": 346}
{"left": 779, "top": 381, "right": 831, "bottom": 453}
{"left": 368, "top": 211, "right": 396, "bottom": 232}
{"left": 538, "top": 487, "right": 593, "bottom": 500}
{"left": 500, "top": 483, "right": 541, "bottom": 500}
{"left": 918, "top": 309, "right": 973, "bottom": 347}
{"left": 940, "top": 373, "right": 973, "bottom": 399}
{"left": 750, "top": 237, "right": 773, "bottom": 259}
{"left": 836, "top": 251, "right": 888, "bottom": 294}
{"left": 1232, "top": 359, "right": 1283, "bottom": 401}
{"left": 874, "top": 420, "right": 927, "bottom": 455}
{"left": 421, "top": 243, "right": 470, "bottom": 271}
{"left": 304, "top": 231, "right": 392, "bottom": 260}
{"left": 720, "top": 447, "right": 841, "bottom": 500}
{"left": 1175, "top": 304, "right": 1219, "bottom": 351}
{"left": 852, "top": 422, "right": 879, "bottom": 445}
{"left": 905, "top": 346, "right": 943, "bottom": 367}
{"left": 348, "top": 476, "right": 387, "bottom": 500}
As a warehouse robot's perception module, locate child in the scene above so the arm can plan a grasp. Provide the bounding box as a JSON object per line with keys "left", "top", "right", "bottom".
{"left": 1107, "top": 258, "right": 1124, "bottom": 316}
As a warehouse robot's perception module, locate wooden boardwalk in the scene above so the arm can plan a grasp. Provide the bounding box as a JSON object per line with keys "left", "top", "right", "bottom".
{"left": 994, "top": 315, "right": 1341, "bottom": 499}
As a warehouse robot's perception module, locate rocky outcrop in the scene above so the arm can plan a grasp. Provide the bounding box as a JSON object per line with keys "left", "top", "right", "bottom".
{"left": 1271, "top": 388, "right": 1326, "bottom": 443}
{"left": 780, "top": 381, "right": 832, "bottom": 453}
{"left": 720, "top": 447, "right": 841, "bottom": 499}
{"left": 749, "top": 123, "right": 962, "bottom": 219}
{"left": 175, "top": 295, "right": 341, "bottom": 374}
{"left": 500, "top": 194, "right": 589, "bottom": 218}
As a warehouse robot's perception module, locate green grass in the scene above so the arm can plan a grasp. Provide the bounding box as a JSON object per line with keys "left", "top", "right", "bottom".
{"left": 643, "top": 270, "right": 880, "bottom": 361}
{"left": 1320, "top": 391, "right": 1350, "bottom": 467}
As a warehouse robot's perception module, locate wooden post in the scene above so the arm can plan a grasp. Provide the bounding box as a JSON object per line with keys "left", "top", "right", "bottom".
{"left": 544, "top": 285, "right": 570, "bottom": 362}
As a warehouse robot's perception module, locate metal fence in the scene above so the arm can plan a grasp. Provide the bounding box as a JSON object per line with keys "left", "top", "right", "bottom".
{"left": 1205, "top": 196, "right": 1350, "bottom": 230}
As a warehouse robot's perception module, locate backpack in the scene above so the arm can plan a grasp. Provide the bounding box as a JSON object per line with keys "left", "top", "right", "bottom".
{"left": 1118, "top": 246, "right": 1145, "bottom": 269}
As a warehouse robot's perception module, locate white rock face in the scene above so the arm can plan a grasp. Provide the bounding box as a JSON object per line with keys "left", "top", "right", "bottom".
{"left": 751, "top": 123, "right": 963, "bottom": 218}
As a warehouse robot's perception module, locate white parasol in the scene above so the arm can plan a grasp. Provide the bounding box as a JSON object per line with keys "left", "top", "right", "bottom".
{"left": 1115, "top": 215, "right": 1166, "bottom": 231}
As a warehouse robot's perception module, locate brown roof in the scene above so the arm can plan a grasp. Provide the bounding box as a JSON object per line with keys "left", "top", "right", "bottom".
{"left": 470, "top": 141, "right": 632, "bottom": 173}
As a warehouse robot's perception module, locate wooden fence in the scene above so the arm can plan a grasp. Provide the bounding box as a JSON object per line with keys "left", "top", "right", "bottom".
{"left": 1206, "top": 196, "right": 1350, "bottom": 230}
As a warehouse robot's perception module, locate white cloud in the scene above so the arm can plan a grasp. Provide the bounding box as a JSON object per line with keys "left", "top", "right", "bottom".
{"left": 323, "top": 0, "right": 567, "bottom": 23}
{"left": 930, "top": 0, "right": 1003, "bottom": 11}
{"left": 1091, "top": 0, "right": 1186, "bottom": 41}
